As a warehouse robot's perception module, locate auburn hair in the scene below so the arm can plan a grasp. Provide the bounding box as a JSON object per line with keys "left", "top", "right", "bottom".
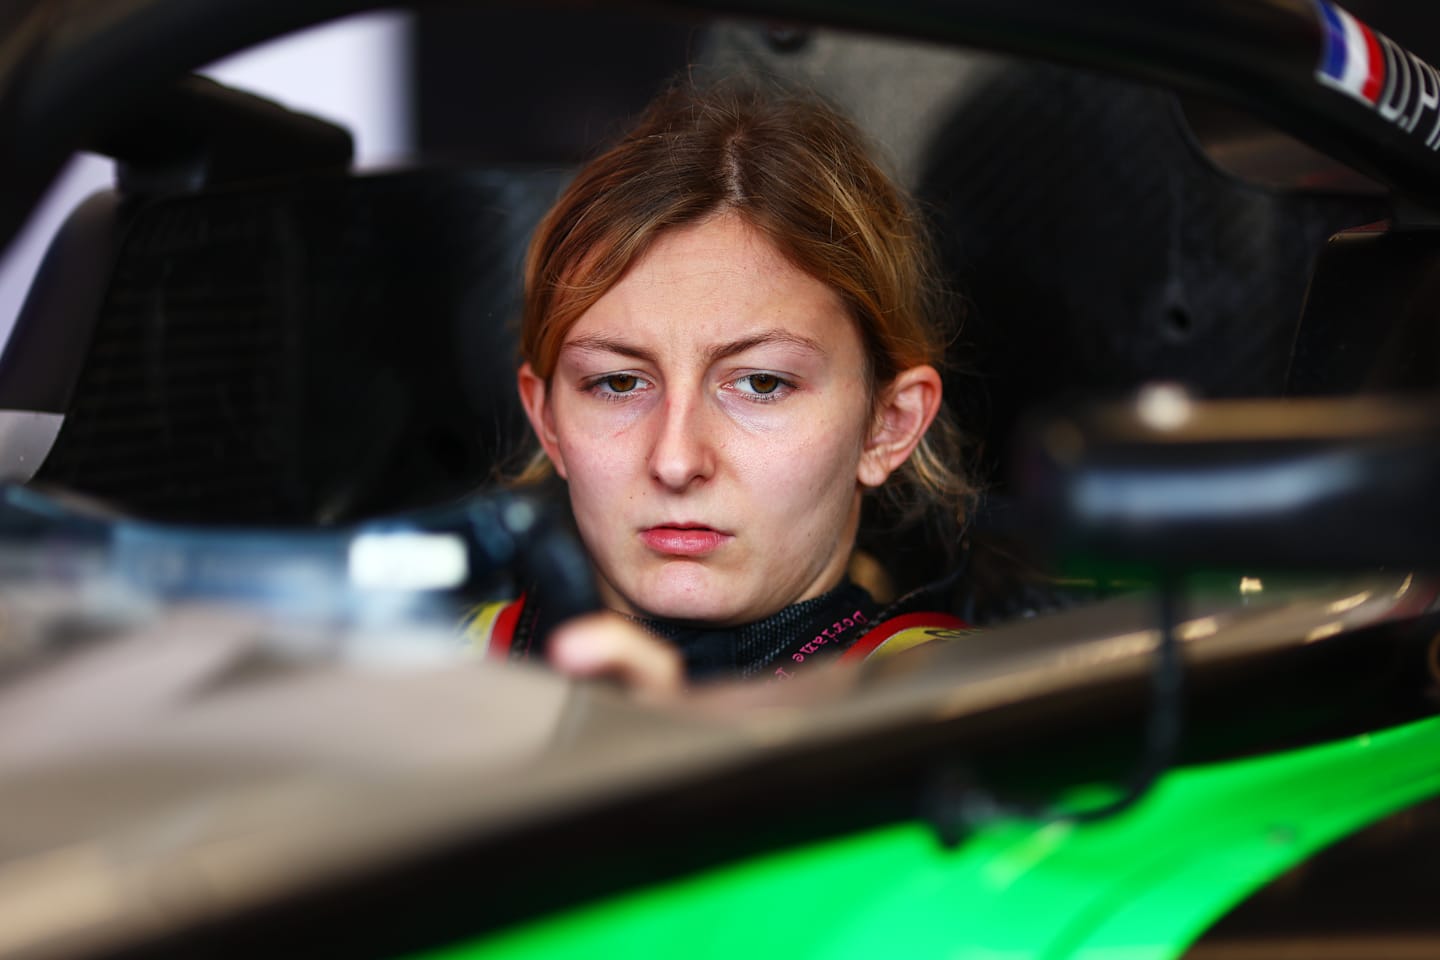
{"left": 519, "top": 79, "right": 971, "bottom": 525}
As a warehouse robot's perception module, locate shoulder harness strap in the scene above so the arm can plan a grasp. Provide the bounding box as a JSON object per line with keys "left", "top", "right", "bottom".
{"left": 839, "top": 611, "right": 975, "bottom": 663}
{"left": 459, "top": 596, "right": 525, "bottom": 660}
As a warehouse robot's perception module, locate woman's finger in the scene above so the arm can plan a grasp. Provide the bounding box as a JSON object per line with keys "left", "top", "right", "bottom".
{"left": 546, "top": 612, "right": 685, "bottom": 702}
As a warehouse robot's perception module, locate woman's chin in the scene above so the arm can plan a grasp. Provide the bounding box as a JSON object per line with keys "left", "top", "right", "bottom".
{"left": 611, "top": 569, "right": 769, "bottom": 627}
{"left": 632, "top": 591, "right": 750, "bottom": 627}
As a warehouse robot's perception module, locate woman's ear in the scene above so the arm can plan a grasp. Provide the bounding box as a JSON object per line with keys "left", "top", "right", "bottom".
{"left": 857, "top": 364, "right": 943, "bottom": 488}
{"left": 517, "top": 362, "right": 568, "bottom": 479}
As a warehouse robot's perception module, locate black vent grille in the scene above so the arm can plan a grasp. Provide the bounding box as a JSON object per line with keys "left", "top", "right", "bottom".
{"left": 37, "top": 193, "right": 299, "bottom": 523}
{"left": 35, "top": 168, "right": 567, "bottom": 525}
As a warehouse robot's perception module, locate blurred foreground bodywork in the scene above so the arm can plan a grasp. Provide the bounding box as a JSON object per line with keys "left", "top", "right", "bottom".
{"left": 0, "top": 569, "right": 1436, "bottom": 960}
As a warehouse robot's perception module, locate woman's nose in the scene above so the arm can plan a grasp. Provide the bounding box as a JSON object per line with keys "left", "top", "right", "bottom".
{"left": 649, "top": 393, "right": 715, "bottom": 490}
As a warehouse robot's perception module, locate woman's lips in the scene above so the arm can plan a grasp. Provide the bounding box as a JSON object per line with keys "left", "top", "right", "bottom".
{"left": 639, "top": 526, "right": 731, "bottom": 556}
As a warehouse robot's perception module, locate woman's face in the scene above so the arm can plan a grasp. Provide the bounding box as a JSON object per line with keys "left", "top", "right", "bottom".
{"left": 520, "top": 214, "right": 878, "bottom": 626}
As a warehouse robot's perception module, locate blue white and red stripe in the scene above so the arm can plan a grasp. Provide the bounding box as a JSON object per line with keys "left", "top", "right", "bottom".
{"left": 1316, "top": 0, "right": 1385, "bottom": 104}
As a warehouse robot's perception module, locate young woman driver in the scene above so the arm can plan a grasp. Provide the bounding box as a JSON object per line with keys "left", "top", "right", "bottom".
{"left": 464, "top": 81, "right": 974, "bottom": 697}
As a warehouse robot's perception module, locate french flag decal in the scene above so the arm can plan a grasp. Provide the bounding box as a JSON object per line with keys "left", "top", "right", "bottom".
{"left": 1316, "top": 0, "right": 1386, "bottom": 104}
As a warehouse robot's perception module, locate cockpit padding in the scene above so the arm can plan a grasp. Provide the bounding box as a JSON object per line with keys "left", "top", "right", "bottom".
{"left": 32, "top": 167, "right": 568, "bottom": 524}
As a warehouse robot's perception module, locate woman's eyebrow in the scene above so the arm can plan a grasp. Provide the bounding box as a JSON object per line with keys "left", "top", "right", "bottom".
{"left": 561, "top": 330, "right": 825, "bottom": 365}
{"left": 703, "top": 330, "right": 825, "bottom": 364}
{"left": 562, "top": 335, "right": 658, "bottom": 365}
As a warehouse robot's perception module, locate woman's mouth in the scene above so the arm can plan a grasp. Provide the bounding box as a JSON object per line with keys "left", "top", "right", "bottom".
{"left": 639, "top": 525, "right": 732, "bottom": 556}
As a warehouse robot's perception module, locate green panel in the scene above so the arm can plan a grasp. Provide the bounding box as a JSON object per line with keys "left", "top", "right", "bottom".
{"left": 413, "top": 715, "right": 1440, "bottom": 960}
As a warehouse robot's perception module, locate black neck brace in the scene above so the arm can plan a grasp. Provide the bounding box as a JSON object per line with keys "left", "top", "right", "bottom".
{"left": 632, "top": 580, "right": 879, "bottom": 682}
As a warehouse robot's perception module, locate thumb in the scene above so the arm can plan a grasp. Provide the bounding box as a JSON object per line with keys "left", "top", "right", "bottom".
{"left": 547, "top": 611, "right": 685, "bottom": 702}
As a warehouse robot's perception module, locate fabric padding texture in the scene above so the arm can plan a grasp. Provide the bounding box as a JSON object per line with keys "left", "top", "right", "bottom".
{"left": 36, "top": 167, "right": 569, "bottom": 524}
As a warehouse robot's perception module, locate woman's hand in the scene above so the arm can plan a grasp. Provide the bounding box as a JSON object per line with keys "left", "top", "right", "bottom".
{"left": 545, "top": 611, "right": 867, "bottom": 711}
{"left": 546, "top": 611, "right": 684, "bottom": 702}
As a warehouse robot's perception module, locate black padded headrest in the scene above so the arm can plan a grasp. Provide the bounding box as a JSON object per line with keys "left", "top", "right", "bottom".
{"left": 34, "top": 166, "right": 570, "bottom": 525}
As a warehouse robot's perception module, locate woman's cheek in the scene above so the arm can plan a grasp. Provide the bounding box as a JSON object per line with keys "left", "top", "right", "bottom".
{"left": 565, "top": 390, "right": 653, "bottom": 437}
{"left": 718, "top": 392, "right": 803, "bottom": 433}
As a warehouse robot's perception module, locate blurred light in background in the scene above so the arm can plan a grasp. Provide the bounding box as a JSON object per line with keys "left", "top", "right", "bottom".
{"left": 204, "top": 10, "right": 414, "bottom": 167}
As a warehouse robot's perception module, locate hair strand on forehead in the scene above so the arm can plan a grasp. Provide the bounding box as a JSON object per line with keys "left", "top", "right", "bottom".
{"left": 721, "top": 131, "right": 745, "bottom": 203}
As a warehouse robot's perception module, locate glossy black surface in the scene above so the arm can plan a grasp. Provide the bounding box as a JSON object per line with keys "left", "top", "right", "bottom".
{"left": 1021, "top": 395, "right": 1440, "bottom": 571}
{"left": 1188, "top": 795, "right": 1440, "bottom": 958}
{"left": 1288, "top": 227, "right": 1440, "bottom": 395}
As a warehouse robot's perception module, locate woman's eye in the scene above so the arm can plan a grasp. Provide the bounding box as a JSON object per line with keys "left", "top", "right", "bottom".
{"left": 588, "top": 373, "right": 648, "bottom": 397}
{"left": 733, "top": 373, "right": 791, "bottom": 398}
{"left": 747, "top": 374, "right": 781, "bottom": 395}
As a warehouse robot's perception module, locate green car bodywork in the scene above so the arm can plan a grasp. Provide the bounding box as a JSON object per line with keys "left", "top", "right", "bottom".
{"left": 425, "top": 714, "right": 1440, "bottom": 960}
